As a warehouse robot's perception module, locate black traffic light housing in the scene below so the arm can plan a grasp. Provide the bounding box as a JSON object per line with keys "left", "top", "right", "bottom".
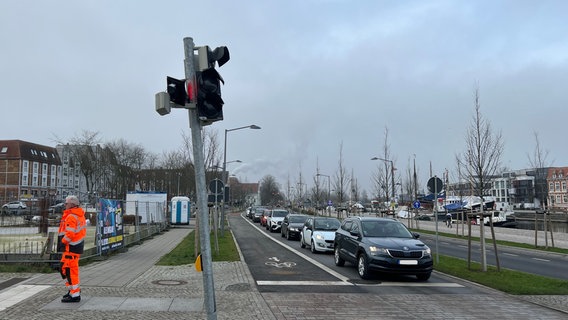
{"left": 166, "top": 77, "right": 189, "bottom": 106}
{"left": 197, "top": 68, "right": 224, "bottom": 124}
{"left": 196, "top": 46, "right": 230, "bottom": 125}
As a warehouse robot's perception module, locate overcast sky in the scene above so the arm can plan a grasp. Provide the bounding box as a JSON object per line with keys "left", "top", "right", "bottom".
{"left": 2, "top": 1, "right": 567, "bottom": 197}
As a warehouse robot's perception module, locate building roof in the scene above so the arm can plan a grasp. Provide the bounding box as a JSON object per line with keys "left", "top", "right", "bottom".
{"left": 0, "top": 140, "right": 61, "bottom": 165}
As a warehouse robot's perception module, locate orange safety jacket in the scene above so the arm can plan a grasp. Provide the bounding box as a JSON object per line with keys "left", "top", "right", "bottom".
{"left": 57, "top": 207, "right": 87, "bottom": 254}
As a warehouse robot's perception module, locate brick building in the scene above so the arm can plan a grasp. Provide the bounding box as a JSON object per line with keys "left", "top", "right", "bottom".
{"left": 0, "top": 140, "right": 62, "bottom": 205}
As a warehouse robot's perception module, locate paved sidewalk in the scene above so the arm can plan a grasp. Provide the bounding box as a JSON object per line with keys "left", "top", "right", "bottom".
{"left": 0, "top": 215, "right": 566, "bottom": 319}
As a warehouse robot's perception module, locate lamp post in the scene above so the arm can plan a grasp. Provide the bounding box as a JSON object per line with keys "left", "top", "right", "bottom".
{"left": 371, "top": 157, "right": 395, "bottom": 202}
{"left": 177, "top": 172, "right": 181, "bottom": 196}
{"left": 221, "top": 125, "right": 261, "bottom": 236}
{"left": 316, "top": 173, "right": 331, "bottom": 213}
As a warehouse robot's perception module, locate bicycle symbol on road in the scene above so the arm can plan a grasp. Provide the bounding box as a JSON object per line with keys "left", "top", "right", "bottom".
{"left": 265, "top": 256, "right": 296, "bottom": 268}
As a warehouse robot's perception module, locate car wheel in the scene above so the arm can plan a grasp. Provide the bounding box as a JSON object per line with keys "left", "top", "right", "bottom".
{"left": 416, "top": 273, "right": 431, "bottom": 281}
{"left": 334, "top": 246, "right": 345, "bottom": 266}
{"left": 300, "top": 234, "right": 306, "bottom": 248}
{"left": 310, "top": 240, "right": 318, "bottom": 254}
{"left": 357, "top": 254, "right": 371, "bottom": 279}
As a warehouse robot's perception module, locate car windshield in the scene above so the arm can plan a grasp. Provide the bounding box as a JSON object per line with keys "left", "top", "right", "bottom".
{"left": 289, "top": 215, "right": 308, "bottom": 223}
{"left": 314, "top": 218, "right": 340, "bottom": 231}
{"left": 361, "top": 221, "right": 413, "bottom": 238}
{"left": 272, "top": 211, "right": 289, "bottom": 218}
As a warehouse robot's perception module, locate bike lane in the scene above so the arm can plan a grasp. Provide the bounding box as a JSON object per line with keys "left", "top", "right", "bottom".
{"left": 228, "top": 213, "right": 359, "bottom": 293}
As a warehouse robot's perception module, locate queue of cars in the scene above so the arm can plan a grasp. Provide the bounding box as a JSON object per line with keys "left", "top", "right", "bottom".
{"left": 245, "top": 206, "right": 433, "bottom": 281}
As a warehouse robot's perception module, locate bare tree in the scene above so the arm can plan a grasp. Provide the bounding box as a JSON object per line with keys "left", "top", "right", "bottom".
{"left": 333, "top": 142, "right": 349, "bottom": 216}
{"left": 527, "top": 131, "right": 553, "bottom": 248}
{"left": 459, "top": 86, "right": 504, "bottom": 272}
{"left": 259, "top": 175, "right": 283, "bottom": 206}
{"left": 372, "top": 127, "right": 396, "bottom": 207}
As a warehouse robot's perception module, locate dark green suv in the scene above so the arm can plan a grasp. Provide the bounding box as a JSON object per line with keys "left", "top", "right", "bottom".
{"left": 334, "top": 216, "right": 433, "bottom": 281}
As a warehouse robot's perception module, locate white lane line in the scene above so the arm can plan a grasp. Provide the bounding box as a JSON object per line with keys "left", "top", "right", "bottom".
{"left": 256, "top": 280, "right": 463, "bottom": 287}
{"left": 0, "top": 285, "right": 50, "bottom": 311}
{"left": 532, "top": 257, "right": 550, "bottom": 262}
{"left": 257, "top": 280, "right": 352, "bottom": 286}
{"left": 503, "top": 252, "right": 518, "bottom": 257}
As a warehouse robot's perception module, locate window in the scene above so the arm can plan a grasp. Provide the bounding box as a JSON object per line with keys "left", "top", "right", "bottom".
{"left": 563, "top": 181, "right": 567, "bottom": 192}
{"left": 555, "top": 182, "right": 561, "bottom": 192}
{"left": 549, "top": 182, "right": 554, "bottom": 191}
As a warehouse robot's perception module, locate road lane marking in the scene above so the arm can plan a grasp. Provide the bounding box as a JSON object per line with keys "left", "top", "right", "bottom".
{"left": 0, "top": 285, "right": 50, "bottom": 311}
{"left": 503, "top": 252, "right": 518, "bottom": 257}
{"left": 532, "top": 257, "right": 550, "bottom": 262}
{"left": 257, "top": 280, "right": 352, "bottom": 286}
{"left": 256, "top": 280, "right": 463, "bottom": 287}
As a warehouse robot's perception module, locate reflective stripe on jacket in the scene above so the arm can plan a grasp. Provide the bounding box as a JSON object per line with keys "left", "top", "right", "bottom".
{"left": 57, "top": 207, "right": 87, "bottom": 254}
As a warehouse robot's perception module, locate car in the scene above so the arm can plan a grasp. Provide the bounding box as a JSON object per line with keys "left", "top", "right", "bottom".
{"left": 300, "top": 216, "right": 341, "bottom": 253}
{"left": 280, "top": 213, "right": 309, "bottom": 240}
{"left": 2, "top": 201, "right": 27, "bottom": 211}
{"left": 252, "top": 207, "right": 266, "bottom": 223}
{"left": 48, "top": 202, "right": 65, "bottom": 215}
{"left": 266, "top": 209, "right": 289, "bottom": 232}
{"left": 334, "top": 216, "right": 433, "bottom": 281}
{"left": 259, "top": 209, "right": 271, "bottom": 227}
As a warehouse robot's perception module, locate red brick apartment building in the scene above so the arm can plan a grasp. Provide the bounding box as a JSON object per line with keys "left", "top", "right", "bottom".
{"left": 0, "top": 140, "right": 61, "bottom": 205}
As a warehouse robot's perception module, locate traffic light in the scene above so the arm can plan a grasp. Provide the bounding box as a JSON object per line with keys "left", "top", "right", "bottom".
{"left": 197, "top": 68, "right": 224, "bottom": 123}
{"left": 196, "top": 46, "right": 230, "bottom": 125}
{"left": 166, "top": 76, "right": 195, "bottom": 107}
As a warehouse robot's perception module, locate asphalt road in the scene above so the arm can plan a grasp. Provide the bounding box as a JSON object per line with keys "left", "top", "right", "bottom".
{"left": 229, "top": 212, "right": 491, "bottom": 296}
{"left": 420, "top": 232, "right": 568, "bottom": 280}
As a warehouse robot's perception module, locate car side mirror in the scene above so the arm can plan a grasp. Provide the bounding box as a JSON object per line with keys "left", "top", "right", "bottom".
{"left": 350, "top": 230, "right": 360, "bottom": 237}
{"left": 412, "top": 232, "right": 420, "bottom": 239}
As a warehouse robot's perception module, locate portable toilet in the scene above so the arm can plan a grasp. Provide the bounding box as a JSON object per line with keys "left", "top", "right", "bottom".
{"left": 171, "top": 196, "right": 190, "bottom": 225}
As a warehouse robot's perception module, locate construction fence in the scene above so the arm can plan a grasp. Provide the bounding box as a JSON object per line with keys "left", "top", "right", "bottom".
{"left": 0, "top": 200, "right": 169, "bottom": 264}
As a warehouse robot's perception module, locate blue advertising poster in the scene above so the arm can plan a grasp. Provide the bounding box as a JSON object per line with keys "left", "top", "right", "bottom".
{"left": 98, "top": 199, "right": 124, "bottom": 253}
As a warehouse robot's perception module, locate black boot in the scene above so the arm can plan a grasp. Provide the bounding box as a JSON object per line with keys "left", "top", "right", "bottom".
{"left": 62, "top": 291, "right": 70, "bottom": 299}
{"left": 61, "top": 295, "right": 81, "bottom": 303}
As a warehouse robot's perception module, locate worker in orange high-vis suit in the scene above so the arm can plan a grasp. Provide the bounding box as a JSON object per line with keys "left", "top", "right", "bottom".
{"left": 57, "top": 195, "right": 87, "bottom": 303}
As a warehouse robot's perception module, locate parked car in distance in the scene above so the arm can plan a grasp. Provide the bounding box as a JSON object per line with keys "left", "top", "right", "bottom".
{"left": 48, "top": 202, "right": 65, "bottom": 215}
{"left": 334, "top": 216, "right": 433, "bottom": 281}
{"left": 266, "top": 209, "right": 289, "bottom": 232}
{"left": 2, "top": 201, "right": 27, "bottom": 211}
{"left": 300, "top": 216, "right": 341, "bottom": 253}
{"left": 281, "top": 213, "right": 309, "bottom": 240}
{"left": 253, "top": 207, "right": 266, "bottom": 223}
{"left": 260, "top": 209, "right": 271, "bottom": 227}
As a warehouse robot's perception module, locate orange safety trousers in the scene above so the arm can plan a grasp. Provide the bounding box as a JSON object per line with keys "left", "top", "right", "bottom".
{"left": 60, "top": 253, "right": 81, "bottom": 297}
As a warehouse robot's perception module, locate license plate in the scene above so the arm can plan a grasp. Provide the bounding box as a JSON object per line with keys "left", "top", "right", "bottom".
{"left": 399, "top": 260, "right": 418, "bottom": 265}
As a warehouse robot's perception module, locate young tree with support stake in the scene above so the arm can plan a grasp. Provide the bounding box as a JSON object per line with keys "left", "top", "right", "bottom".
{"left": 459, "top": 86, "right": 504, "bottom": 272}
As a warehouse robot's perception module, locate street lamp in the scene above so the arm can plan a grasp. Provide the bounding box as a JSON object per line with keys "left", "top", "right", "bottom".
{"left": 316, "top": 173, "right": 331, "bottom": 210}
{"left": 221, "top": 125, "right": 261, "bottom": 235}
{"left": 371, "top": 157, "right": 395, "bottom": 202}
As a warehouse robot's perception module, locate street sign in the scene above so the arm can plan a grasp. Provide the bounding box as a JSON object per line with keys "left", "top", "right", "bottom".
{"left": 327, "top": 200, "right": 333, "bottom": 206}
{"left": 427, "top": 177, "right": 444, "bottom": 193}
{"left": 413, "top": 200, "right": 421, "bottom": 209}
{"left": 208, "top": 179, "right": 224, "bottom": 195}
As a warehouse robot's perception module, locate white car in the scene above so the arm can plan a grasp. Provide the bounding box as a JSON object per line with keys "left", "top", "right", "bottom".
{"left": 2, "top": 201, "right": 27, "bottom": 210}
{"left": 266, "top": 209, "right": 289, "bottom": 233}
{"left": 300, "top": 216, "right": 341, "bottom": 253}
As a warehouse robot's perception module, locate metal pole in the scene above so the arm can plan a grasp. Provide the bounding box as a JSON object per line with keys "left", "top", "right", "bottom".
{"left": 220, "top": 129, "right": 228, "bottom": 237}
{"left": 390, "top": 160, "right": 395, "bottom": 201}
{"left": 184, "top": 37, "right": 216, "bottom": 319}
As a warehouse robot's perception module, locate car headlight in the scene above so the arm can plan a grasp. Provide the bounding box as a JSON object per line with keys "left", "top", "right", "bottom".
{"left": 423, "top": 247, "right": 432, "bottom": 257}
{"left": 369, "top": 246, "right": 388, "bottom": 255}
{"left": 289, "top": 227, "right": 298, "bottom": 232}
{"left": 315, "top": 234, "right": 324, "bottom": 241}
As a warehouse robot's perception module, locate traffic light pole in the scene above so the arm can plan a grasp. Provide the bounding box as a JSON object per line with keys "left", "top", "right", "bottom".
{"left": 184, "top": 37, "right": 217, "bottom": 319}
